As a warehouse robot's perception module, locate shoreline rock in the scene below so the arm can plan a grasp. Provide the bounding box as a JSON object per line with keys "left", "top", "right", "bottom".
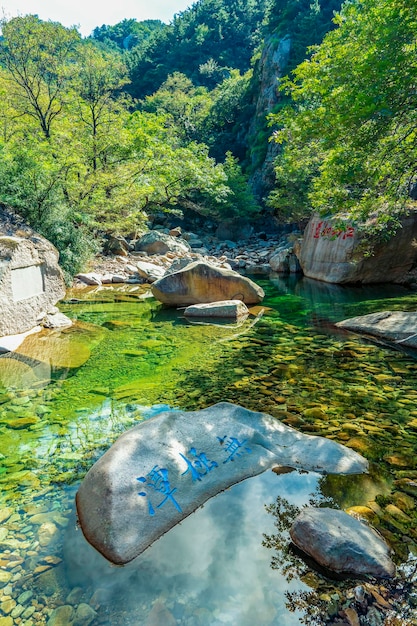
{"left": 295, "top": 212, "right": 417, "bottom": 284}
{"left": 336, "top": 311, "right": 417, "bottom": 350}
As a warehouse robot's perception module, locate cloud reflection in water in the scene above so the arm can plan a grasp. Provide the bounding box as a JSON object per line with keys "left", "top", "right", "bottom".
{"left": 67, "top": 469, "right": 320, "bottom": 624}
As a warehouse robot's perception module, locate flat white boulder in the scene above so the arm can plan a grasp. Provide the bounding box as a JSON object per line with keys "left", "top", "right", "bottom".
{"left": 76, "top": 402, "right": 368, "bottom": 565}
{"left": 136, "top": 260, "right": 166, "bottom": 283}
{"left": 336, "top": 310, "right": 417, "bottom": 349}
{"left": 75, "top": 272, "right": 102, "bottom": 286}
{"left": 184, "top": 300, "right": 249, "bottom": 319}
{"left": 290, "top": 507, "right": 396, "bottom": 578}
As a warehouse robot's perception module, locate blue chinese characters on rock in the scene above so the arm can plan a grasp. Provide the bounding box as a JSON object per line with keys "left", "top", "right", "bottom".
{"left": 137, "top": 466, "right": 182, "bottom": 516}
{"left": 137, "top": 434, "right": 252, "bottom": 516}
{"left": 180, "top": 448, "right": 218, "bottom": 482}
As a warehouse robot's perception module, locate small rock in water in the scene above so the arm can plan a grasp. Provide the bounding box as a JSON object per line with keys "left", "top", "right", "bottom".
{"left": 0, "top": 508, "right": 13, "bottom": 524}
{"left": 17, "top": 590, "right": 33, "bottom": 605}
{"left": 66, "top": 587, "right": 85, "bottom": 605}
{"left": 38, "top": 522, "right": 58, "bottom": 547}
{"left": 74, "top": 602, "right": 97, "bottom": 626}
{"left": 145, "top": 600, "right": 176, "bottom": 626}
{"left": 47, "top": 605, "right": 75, "bottom": 626}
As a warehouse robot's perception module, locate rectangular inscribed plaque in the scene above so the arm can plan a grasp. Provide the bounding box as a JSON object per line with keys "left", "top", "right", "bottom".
{"left": 11, "top": 264, "right": 45, "bottom": 302}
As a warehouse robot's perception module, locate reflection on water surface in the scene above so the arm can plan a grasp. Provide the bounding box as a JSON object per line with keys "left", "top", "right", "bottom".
{"left": 1, "top": 277, "right": 417, "bottom": 624}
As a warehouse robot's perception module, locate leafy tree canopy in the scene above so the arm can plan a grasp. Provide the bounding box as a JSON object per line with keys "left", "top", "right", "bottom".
{"left": 128, "top": 0, "right": 272, "bottom": 98}
{"left": 90, "top": 18, "right": 164, "bottom": 52}
{"left": 268, "top": 0, "right": 417, "bottom": 234}
{"left": 0, "top": 15, "right": 260, "bottom": 277}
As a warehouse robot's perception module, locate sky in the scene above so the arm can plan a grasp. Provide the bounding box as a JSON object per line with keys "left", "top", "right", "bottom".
{"left": 0, "top": 0, "right": 193, "bottom": 36}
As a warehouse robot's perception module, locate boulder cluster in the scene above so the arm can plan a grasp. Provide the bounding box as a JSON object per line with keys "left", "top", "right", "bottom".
{"left": 74, "top": 227, "right": 300, "bottom": 289}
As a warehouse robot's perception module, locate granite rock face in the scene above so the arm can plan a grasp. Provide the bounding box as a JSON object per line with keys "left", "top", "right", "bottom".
{"left": 290, "top": 507, "right": 396, "bottom": 578}
{"left": 296, "top": 212, "right": 417, "bottom": 284}
{"left": 336, "top": 310, "right": 417, "bottom": 349}
{"left": 0, "top": 233, "right": 65, "bottom": 337}
{"left": 269, "top": 244, "right": 301, "bottom": 274}
{"left": 151, "top": 261, "right": 265, "bottom": 306}
{"left": 76, "top": 402, "right": 368, "bottom": 565}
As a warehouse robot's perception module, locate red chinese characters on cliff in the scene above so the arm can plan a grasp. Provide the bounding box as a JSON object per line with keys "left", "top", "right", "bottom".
{"left": 312, "top": 221, "right": 355, "bottom": 240}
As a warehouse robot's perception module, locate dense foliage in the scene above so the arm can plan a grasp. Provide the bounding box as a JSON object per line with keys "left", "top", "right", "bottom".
{"left": 91, "top": 18, "right": 164, "bottom": 51}
{"left": 268, "top": 0, "right": 417, "bottom": 232}
{"left": 1, "top": 0, "right": 411, "bottom": 277}
{"left": 127, "top": 0, "right": 272, "bottom": 99}
{"left": 266, "top": 0, "right": 343, "bottom": 71}
{"left": 0, "top": 15, "right": 258, "bottom": 278}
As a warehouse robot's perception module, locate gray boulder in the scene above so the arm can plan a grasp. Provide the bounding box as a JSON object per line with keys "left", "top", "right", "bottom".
{"left": 296, "top": 211, "right": 417, "bottom": 284}
{"left": 184, "top": 300, "right": 249, "bottom": 319}
{"left": 74, "top": 603, "right": 97, "bottom": 626}
{"left": 0, "top": 235, "right": 66, "bottom": 337}
{"left": 135, "top": 260, "right": 166, "bottom": 283}
{"left": 151, "top": 261, "right": 265, "bottom": 306}
{"left": 75, "top": 273, "right": 102, "bottom": 286}
{"left": 269, "top": 245, "right": 301, "bottom": 274}
{"left": 290, "top": 507, "right": 396, "bottom": 578}
{"left": 135, "top": 231, "right": 191, "bottom": 256}
{"left": 76, "top": 402, "right": 368, "bottom": 565}
{"left": 336, "top": 310, "right": 417, "bottom": 349}
{"left": 41, "top": 311, "right": 73, "bottom": 329}
{"left": 103, "top": 235, "right": 131, "bottom": 256}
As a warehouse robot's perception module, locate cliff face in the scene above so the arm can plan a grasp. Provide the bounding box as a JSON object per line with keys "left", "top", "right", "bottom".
{"left": 248, "top": 34, "right": 291, "bottom": 203}
{"left": 246, "top": 0, "right": 344, "bottom": 206}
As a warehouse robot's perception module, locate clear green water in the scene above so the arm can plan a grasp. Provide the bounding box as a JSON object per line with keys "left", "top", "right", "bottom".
{"left": 1, "top": 278, "right": 417, "bottom": 624}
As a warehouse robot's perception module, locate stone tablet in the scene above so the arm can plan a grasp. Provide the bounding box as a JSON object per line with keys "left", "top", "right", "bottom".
{"left": 76, "top": 403, "right": 368, "bottom": 565}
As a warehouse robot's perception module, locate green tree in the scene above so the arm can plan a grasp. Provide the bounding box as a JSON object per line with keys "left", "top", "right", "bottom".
{"left": 220, "top": 152, "right": 260, "bottom": 218}
{"left": 72, "top": 42, "right": 130, "bottom": 171}
{"left": 91, "top": 19, "right": 163, "bottom": 51}
{"left": 141, "top": 72, "right": 212, "bottom": 143}
{"left": 0, "top": 15, "right": 80, "bottom": 139}
{"left": 128, "top": 0, "right": 271, "bottom": 99}
{"left": 269, "top": 0, "right": 417, "bottom": 231}
{"left": 201, "top": 69, "right": 253, "bottom": 161}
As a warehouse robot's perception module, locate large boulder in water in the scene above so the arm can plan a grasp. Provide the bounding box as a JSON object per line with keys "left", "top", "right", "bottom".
{"left": 76, "top": 402, "right": 368, "bottom": 565}
{"left": 0, "top": 206, "right": 66, "bottom": 336}
{"left": 336, "top": 310, "right": 417, "bottom": 350}
{"left": 290, "top": 507, "right": 396, "bottom": 578}
{"left": 151, "top": 261, "right": 265, "bottom": 305}
{"left": 295, "top": 211, "right": 417, "bottom": 284}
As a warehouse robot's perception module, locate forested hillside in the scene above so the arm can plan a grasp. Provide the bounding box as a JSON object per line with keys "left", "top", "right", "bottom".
{"left": 0, "top": 0, "right": 414, "bottom": 278}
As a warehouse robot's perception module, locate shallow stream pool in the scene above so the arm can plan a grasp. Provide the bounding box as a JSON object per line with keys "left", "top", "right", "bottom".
{"left": 1, "top": 275, "right": 417, "bottom": 624}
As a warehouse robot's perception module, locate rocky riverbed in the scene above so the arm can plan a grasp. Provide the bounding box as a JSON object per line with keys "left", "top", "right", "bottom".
{"left": 2, "top": 227, "right": 417, "bottom": 626}
{"left": 74, "top": 227, "right": 417, "bottom": 291}
{"left": 73, "top": 229, "right": 300, "bottom": 288}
